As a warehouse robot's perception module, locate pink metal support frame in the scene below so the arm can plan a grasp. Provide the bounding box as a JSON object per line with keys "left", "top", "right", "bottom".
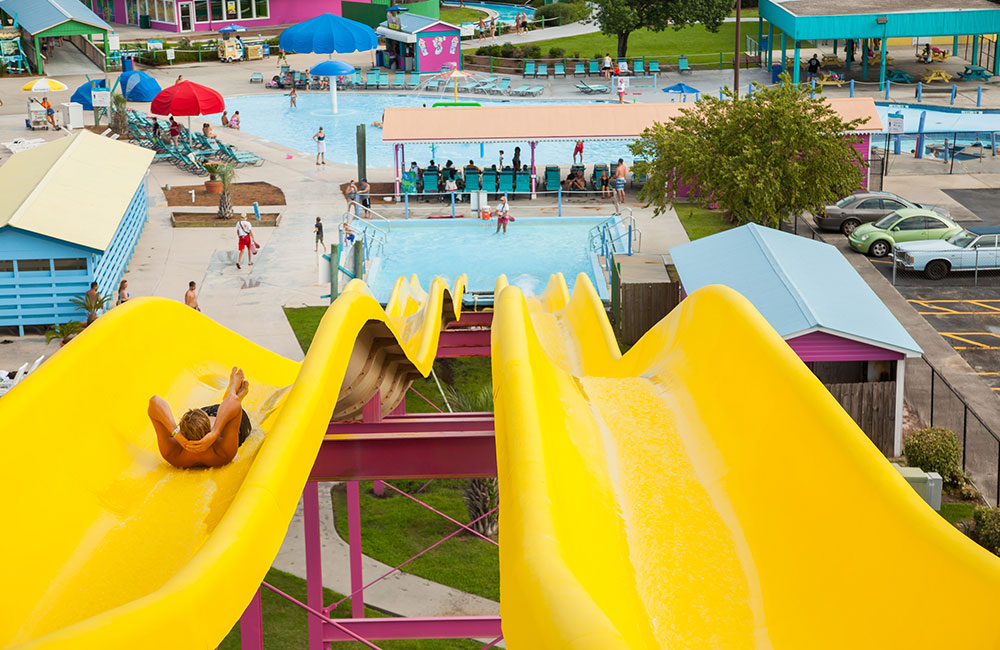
{"left": 239, "top": 588, "right": 263, "bottom": 650}
{"left": 303, "top": 482, "right": 325, "bottom": 650}
{"left": 347, "top": 481, "right": 365, "bottom": 619}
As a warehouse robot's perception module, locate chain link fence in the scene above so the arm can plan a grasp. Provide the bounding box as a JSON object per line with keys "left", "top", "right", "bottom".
{"left": 876, "top": 129, "right": 1000, "bottom": 178}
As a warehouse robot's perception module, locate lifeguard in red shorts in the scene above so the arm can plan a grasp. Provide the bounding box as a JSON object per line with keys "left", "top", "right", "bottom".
{"left": 573, "top": 140, "right": 584, "bottom": 164}
{"left": 235, "top": 214, "right": 258, "bottom": 269}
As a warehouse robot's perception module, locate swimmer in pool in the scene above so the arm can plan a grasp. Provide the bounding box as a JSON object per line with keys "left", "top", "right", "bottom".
{"left": 147, "top": 367, "right": 253, "bottom": 469}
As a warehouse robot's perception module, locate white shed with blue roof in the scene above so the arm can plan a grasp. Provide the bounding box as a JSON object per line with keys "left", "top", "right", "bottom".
{"left": 670, "top": 223, "right": 922, "bottom": 455}
{"left": 0, "top": 130, "right": 154, "bottom": 335}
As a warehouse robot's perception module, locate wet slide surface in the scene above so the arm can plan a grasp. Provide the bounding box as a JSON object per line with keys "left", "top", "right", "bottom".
{"left": 7, "top": 269, "right": 1000, "bottom": 649}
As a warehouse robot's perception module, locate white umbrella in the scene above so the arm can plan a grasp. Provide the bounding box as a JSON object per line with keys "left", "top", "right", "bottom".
{"left": 21, "top": 78, "right": 68, "bottom": 93}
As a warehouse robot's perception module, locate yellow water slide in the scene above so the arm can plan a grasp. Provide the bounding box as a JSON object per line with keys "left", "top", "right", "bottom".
{"left": 0, "top": 275, "right": 464, "bottom": 650}
{"left": 492, "top": 273, "right": 1000, "bottom": 649}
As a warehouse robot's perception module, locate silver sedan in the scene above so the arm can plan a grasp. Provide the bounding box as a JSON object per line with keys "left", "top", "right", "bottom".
{"left": 814, "top": 191, "right": 949, "bottom": 235}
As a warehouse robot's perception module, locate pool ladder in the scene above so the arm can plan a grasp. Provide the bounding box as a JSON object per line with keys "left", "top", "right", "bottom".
{"left": 590, "top": 208, "right": 641, "bottom": 258}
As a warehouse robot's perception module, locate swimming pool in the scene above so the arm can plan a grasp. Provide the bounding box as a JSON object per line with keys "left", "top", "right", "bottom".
{"left": 218, "top": 93, "right": 631, "bottom": 167}
{"left": 363, "top": 217, "right": 609, "bottom": 303}
{"left": 875, "top": 103, "right": 1000, "bottom": 133}
{"left": 444, "top": 1, "right": 535, "bottom": 25}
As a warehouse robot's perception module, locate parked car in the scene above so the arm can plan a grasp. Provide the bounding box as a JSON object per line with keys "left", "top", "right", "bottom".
{"left": 895, "top": 227, "right": 1000, "bottom": 279}
{"left": 815, "top": 191, "right": 950, "bottom": 235}
{"left": 847, "top": 208, "right": 962, "bottom": 257}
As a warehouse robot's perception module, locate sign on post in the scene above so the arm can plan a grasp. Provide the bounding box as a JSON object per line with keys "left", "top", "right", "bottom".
{"left": 91, "top": 90, "right": 111, "bottom": 108}
{"left": 165, "top": 48, "right": 175, "bottom": 61}
{"left": 108, "top": 34, "right": 120, "bottom": 51}
{"left": 887, "top": 112, "right": 904, "bottom": 134}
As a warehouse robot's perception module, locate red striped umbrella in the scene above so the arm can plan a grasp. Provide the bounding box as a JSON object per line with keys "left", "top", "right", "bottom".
{"left": 150, "top": 80, "right": 224, "bottom": 117}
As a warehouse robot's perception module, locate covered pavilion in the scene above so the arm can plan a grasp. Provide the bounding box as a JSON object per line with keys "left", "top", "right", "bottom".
{"left": 381, "top": 98, "right": 883, "bottom": 197}
{"left": 0, "top": 0, "right": 113, "bottom": 74}
{"left": 758, "top": 0, "right": 1000, "bottom": 89}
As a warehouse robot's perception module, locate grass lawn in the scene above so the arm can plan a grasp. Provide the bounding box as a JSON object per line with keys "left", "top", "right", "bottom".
{"left": 440, "top": 6, "right": 486, "bottom": 24}
{"left": 733, "top": 7, "right": 759, "bottom": 17}
{"left": 526, "top": 22, "right": 784, "bottom": 61}
{"left": 677, "top": 205, "right": 736, "bottom": 241}
{"left": 219, "top": 568, "right": 483, "bottom": 649}
{"left": 940, "top": 502, "right": 977, "bottom": 526}
{"left": 331, "top": 480, "right": 500, "bottom": 601}
{"left": 284, "top": 306, "right": 327, "bottom": 354}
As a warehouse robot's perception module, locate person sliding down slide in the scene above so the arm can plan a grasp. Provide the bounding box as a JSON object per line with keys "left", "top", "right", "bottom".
{"left": 147, "top": 367, "right": 253, "bottom": 468}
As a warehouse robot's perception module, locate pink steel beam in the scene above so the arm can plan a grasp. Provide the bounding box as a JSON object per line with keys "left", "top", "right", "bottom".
{"left": 347, "top": 480, "right": 365, "bottom": 619}
{"left": 447, "top": 312, "right": 493, "bottom": 327}
{"left": 310, "top": 429, "right": 497, "bottom": 480}
{"left": 323, "top": 616, "right": 502, "bottom": 642}
{"left": 239, "top": 588, "right": 263, "bottom": 650}
{"left": 329, "top": 413, "right": 494, "bottom": 435}
{"left": 437, "top": 329, "right": 491, "bottom": 358}
{"left": 303, "top": 482, "right": 325, "bottom": 650}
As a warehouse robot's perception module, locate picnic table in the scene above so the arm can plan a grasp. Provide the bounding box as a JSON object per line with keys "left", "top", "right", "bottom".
{"left": 817, "top": 72, "right": 845, "bottom": 87}
{"left": 821, "top": 55, "right": 842, "bottom": 67}
{"left": 958, "top": 64, "right": 993, "bottom": 81}
{"left": 921, "top": 68, "right": 953, "bottom": 83}
{"left": 886, "top": 68, "right": 915, "bottom": 84}
{"left": 868, "top": 54, "right": 894, "bottom": 65}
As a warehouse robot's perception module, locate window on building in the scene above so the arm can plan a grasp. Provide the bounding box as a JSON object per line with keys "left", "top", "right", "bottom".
{"left": 240, "top": 0, "right": 253, "bottom": 19}
{"left": 0, "top": 260, "right": 13, "bottom": 274}
{"left": 16, "top": 259, "right": 51, "bottom": 273}
{"left": 195, "top": 0, "right": 209, "bottom": 21}
{"left": 163, "top": 0, "right": 175, "bottom": 22}
{"left": 225, "top": 0, "right": 237, "bottom": 19}
{"left": 255, "top": 0, "right": 268, "bottom": 18}
{"left": 53, "top": 258, "right": 88, "bottom": 272}
{"left": 194, "top": 0, "right": 266, "bottom": 21}
{"left": 210, "top": 0, "right": 224, "bottom": 20}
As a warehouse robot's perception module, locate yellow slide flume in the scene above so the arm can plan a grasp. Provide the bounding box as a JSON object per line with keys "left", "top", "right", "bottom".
{"left": 0, "top": 275, "right": 464, "bottom": 650}
{"left": 492, "top": 273, "right": 1000, "bottom": 649}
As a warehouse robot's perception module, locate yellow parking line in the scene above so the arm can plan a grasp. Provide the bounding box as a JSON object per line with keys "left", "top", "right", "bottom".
{"left": 979, "top": 372, "right": 1000, "bottom": 376}
{"left": 969, "top": 301, "right": 1000, "bottom": 313}
{"left": 942, "top": 333, "right": 994, "bottom": 349}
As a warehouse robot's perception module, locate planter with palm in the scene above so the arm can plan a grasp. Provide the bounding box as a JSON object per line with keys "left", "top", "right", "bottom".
{"left": 443, "top": 383, "right": 500, "bottom": 538}
{"left": 110, "top": 92, "right": 128, "bottom": 136}
{"left": 44, "top": 321, "right": 84, "bottom": 347}
{"left": 216, "top": 162, "right": 237, "bottom": 219}
{"left": 69, "top": 291, "right": 111, "bottom": 325}
{"left": 203, "top": 162, "right": 226, "bottom": 195}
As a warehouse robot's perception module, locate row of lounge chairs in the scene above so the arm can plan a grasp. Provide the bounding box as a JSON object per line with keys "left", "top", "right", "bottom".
{"left": 126, "top": 110, "right": 264, "bottom": 175}
{"left": 407, "top": 163, "right": 645, "bottom": 197}
{"left": 525, "top": 58, "right": 662, "bottom": 78}
{"left": 331, "top": 69, "right": 544, "bottom": 96}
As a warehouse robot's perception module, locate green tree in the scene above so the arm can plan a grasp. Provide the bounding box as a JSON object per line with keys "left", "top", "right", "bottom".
{"left": 591, "top": 0, "right": 731, "bottom": 59}
{"left": 631, "top": 76, "right": 868, "bottom": 227}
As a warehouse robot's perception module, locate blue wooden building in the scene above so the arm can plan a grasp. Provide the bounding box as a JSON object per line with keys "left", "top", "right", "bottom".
{"left": 0, "top": 130, "right": 154, "bottom": 334}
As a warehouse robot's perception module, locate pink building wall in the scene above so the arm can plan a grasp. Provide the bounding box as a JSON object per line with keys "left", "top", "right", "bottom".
{"left": 101, "top": 0, "right": 346, "bottom": 33}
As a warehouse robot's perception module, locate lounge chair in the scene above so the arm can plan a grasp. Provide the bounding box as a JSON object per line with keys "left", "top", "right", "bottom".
{"left": 218, "top": 142, "right": 264, "bottom": 167}
{"left": 678, "top": 55, "right": 691, "bottom": 73}
{"left": 421, "top": 169, "right": 440, "bottom": 196}
{"left": 497, "top": 169, "right": 514, "bottom": 195}
{"left": 351, "top": 70, "right": 362, "bottom": 87}
{"left": 537, "top": 63, "right": 549, "bottom": 78}
{"left": 574, "top": 62, "right": 585, "bottom": 76}
{"left": 464, "top": 166, "right": 482, "bottom": 190}
{"left": 392, "top": 71, "right": 405, "bottom": 88}
{"left": 509, "top": 84, "right": 532, "bottom": 96}
{"left": 489, "top": 77, "right": 511, "bottom": 94}
{"left": 576, "top": 81, "right": 609, "bottom": 94}
{"left": 545, "top": 165, "right": 561, "bottom": 191}
{"left": 514, "top": 170, "right": 532, "bottom": 195}
{"left": 425, "top": 78, "right": 444, "bottom": 91}
{"left": 250, "top": 72, "right": 263, "bottom": 83}
{"left": 633, "top": 59, "right": 644, "bottom": 74}
{"left": 553, "top": 62, "right": 566, "bottom": 77}
{"left": 407, "top": 71, "right": 420, "bottom": 88}
{"left": 482, "top": 168, "right": 498, "bottom": 195}
{"left": 588, "top": 60, "right": 600, "bottom": 76}
{"left": 379, "top": 71, "right": 390, "bottom": 88}
{"left": 523, "top": 85, "right": 544, "bottom": 96}
{"left": 648, "top": 60, "right": 660, "bottom": 74}
{"left": 591, "top": 163, "right": 609, "bottom": 189}
{"left": 365, "top": 70, "right": 379, "bottom": 88}
{"left": 524, "top": 60, "right": 536, "bottom": 77}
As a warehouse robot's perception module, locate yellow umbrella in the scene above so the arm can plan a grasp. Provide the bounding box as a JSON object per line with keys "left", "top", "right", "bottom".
{"left": 22, "top": 78, "right": 68, "bottom": 92}
{"left": 435, "top": 68, "right": 474, "bottom": 102}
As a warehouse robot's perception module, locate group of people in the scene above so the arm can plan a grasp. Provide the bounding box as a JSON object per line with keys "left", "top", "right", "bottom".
{"left": 512, "top": 11, "right": 531, "bottom": 35}
{"left": 220, "top": 110, "right": 241, "bottom": 130}
{"left": 564, "top": 159, "right": 629, "bottom": 205}
{"left": 345, "top": 179, "right": 372, "bottom": 214}
{"left": 476, "top": 16, "right": 498, "bottom": 42}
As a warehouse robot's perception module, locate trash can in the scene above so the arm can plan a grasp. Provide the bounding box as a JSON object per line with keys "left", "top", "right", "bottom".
{"left": 139, "top": 14, "right": 151, "bottom": 29}
{"left": 771, "top": 64, "right": 783, "bottom": 84}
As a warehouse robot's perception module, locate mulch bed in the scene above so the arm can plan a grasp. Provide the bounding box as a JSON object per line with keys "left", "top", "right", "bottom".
{"left": 163, "top": 182, "right": 286, "bottom": 207}
{"left": 172, "top": 212, "right": 280, "bottom": 228}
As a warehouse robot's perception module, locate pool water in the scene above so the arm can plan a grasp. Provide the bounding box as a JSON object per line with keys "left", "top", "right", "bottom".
{"left": 365, "top": 217, "right": 608, "bottom": 302}
{"left": 216, "top": 93, "right": 631, "bottom": 167}
{"left": 875, "top": 103, "right": 1000, "bottom": 133}
{"left": 446, "top": 1, "right": 535, "bottom": 25}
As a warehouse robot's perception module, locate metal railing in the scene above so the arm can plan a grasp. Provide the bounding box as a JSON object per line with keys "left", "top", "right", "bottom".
{"left": 590, "top": 208, "right": 641, "bottom": 259}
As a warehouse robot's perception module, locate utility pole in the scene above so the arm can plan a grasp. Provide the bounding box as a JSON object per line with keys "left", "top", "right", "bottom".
{"left": 733, "top": 0, "right": 741, "bottom": 97}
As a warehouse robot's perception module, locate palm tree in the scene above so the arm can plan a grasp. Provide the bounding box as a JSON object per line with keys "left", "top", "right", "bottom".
{"left": 44, "top": 320, "right": 84, "bottom": 346}
{"left": 217, "top": 162, "right": 237, "bottom": 219}
{"left": 110, "top": 92, "right": 128, "bottom": 135}
{"left": 69, "top": 291, "right": 111, "bottom": 325}
{"left": 443, "top": 383, "right": 499, "bottom": 537}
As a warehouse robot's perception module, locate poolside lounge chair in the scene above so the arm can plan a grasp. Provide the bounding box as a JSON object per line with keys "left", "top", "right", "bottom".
{"left": 588, "top": 60, "right": 600, "bottom": 76}
{"left": 678, "top": 55, "right": 691, "bottom": 73}
{"left": 489, "top": 77, "right": 511, "bottom": 94}
{"left": 522, "top": 85, "right": 545, "bottom": 96}
{"left": 422, "top": 169, "right": 440, "bottom": 197}
{"left": 392, "top": 71, "right": 405, "bottom": 88}
{"left": 553, "top": 62, "right": 566, "bottom": 77}
{"left": 250, "top": 72, "right": 263, "bottom": 83}
{"left": 351, "top": 70, "right": 363, "bottom": 87}
{"left": 576, "top": 81, "right": 610, "bottom": 94}
{"left": 464, "top": 166, "right": 482, "bottom": 190}
{"left": 407, "top": 71, "right": 420, "bottom": 88}
{"left": 497, "top": 169, "right": 514, "bottom": 195}
{"left": 574, "top": 62, "right": 585, "bottom": 76}
{"left": 514, "top": 170, "right": 532, "bottom": 195}
{"left": 633, "top": 59, "right": 644, "bottom": 75}
{"left": 379, "top": 71, "right": 390, "bottom": 88}
{"left": 545, "top": 165, "right": 561, "bottom": 192}
{"left": 591, "top": 163, "right": 609, "bottom": 189}
{"left": 524, "top": 60, "right": 536, "bottom": 77}
{"left": 218, "top": 142, "right": 264, "bottom": 167}
{"left": 648, "top": 60, "right": 660, "bottom": 74}
{"left": 536, "top": 63, "right": 549, "bottom": 78}
{"left": 425, "top": 78, "right": 444, "bottom": 91}
{"left": 483, "top": 168, "right": 498, "bottom": 195}
{"left": 509, "top": 84, "right": 532, "bottom": 96}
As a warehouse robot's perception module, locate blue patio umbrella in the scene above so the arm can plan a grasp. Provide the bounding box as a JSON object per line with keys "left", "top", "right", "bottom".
{"left": 70, "top": 78, "right": 107, "bottom": 111}
{"left": 662, "top": 82, "right": 700, "bottom": 99}
{"left": 218, "top": 23, "right": 247, "bottom": 33}
{"left": 118, "top": 70, "right": 162, "bottom": 102}
{"left": 386, "top": 5, "right": 410, "bottom": 11}
{"left": 310, "top": 59, "right": 356, "bottom": 113}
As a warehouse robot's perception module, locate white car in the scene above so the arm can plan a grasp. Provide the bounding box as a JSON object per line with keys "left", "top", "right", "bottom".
{"left": 894, "top": 227, "right": 1000, "bottom": 279}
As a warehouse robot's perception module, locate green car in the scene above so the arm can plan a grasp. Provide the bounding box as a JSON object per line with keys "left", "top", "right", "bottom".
{"left": 848, "top": 208, "right": 963, "bottom": 257}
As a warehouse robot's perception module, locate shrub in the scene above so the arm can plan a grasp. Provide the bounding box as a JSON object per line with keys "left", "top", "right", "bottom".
{"left": 904, "top": 426, "right": 963, "bottom": 484}
{"left": 500, "top": 42, "right": 515, "bottom": 58}
{"left": 548, "top": 47, "right": 565, "bottom": 58}
{"left": 524, "top": 45, "right": 542, "bottom": 59}
{"left": 475, "top": 44, "right": 502, "bottom": 57}
{"left": 534, "top": 1, "right": 588, "bottom": 27}
{"left": 973, "top": 506, "right": 1000, "bottom": 556}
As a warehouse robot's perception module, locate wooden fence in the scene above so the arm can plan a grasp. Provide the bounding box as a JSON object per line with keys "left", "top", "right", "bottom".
{"left": 824, "top": 381, "right": 896, "bottom": 455}
{"left": 619, "top": 280, "right": 680, "bottom": 346}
